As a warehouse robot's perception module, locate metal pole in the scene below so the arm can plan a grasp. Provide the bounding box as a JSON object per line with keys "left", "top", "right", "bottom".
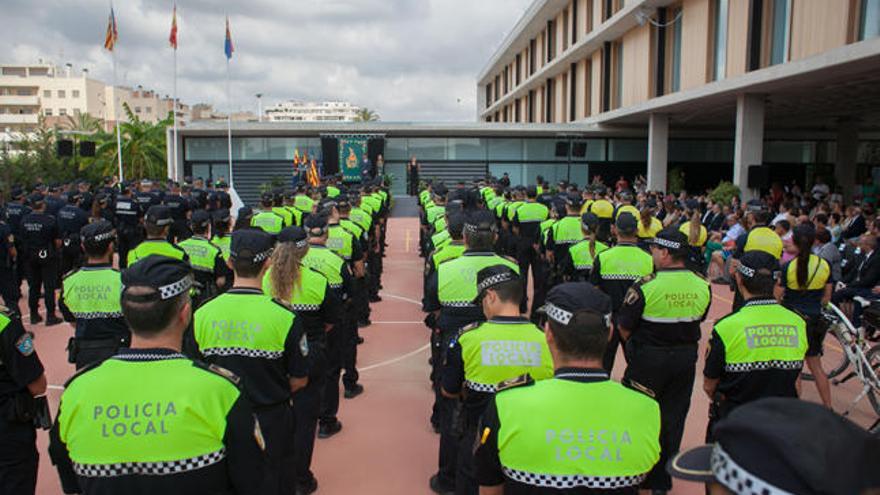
{"left": 173, "top": 44, "right": 179, "bottom": 181}
{"left": 226, "top": 57, "right": 233, "bottom": 188}
{"left": 113, "top": 49, "right": 123, "bottom": 182}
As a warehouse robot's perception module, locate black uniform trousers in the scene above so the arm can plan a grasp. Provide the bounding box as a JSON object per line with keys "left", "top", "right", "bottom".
{"left": 455, "top": 413, "right": 481, "bottom": 495}
{"left": 0, "top": 400, "right": 38, "bottom": 495}
{"left": 602, "top": 317, "right": 623, "bottom": 372}
{"left": 320, "top": 316, "right": 348, "bottom": 426}
{"left": 435, "top": 328, "right": 460, "bottom": 491}
{"left": 529, "top": 256, "right": 551, "bottom": 323}
{"left": 116, "top": 226, "right": 143, "bottom": 269}
{"left": 256, "top": 402, "right": 295, "bottom": 495}
{"left": 71, "top": 337, "right": 129, "bottom": 370}
{"left": 515, "top": 242, "right": 540, "bottom": 315}
{"left": 26, "top": 253, "right": 58, "bottom": 316}
{"left": 0, "top": 267, "right": 20, "bottom": 316}
{"left": 623, "top": 342, "right": 698, "bottom": 491}
{"left": 293, "top": 342, "right": 326, "bottom": 486}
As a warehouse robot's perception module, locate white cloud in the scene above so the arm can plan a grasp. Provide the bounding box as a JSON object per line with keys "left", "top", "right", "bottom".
{"left": 2, "top": 0, "right": 533, "bottom": 121}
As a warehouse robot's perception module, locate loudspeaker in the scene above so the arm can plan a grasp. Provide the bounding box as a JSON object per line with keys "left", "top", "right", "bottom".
{"left": 555, "top": 141, "right": 569, "bottom": 157}
{"left": 747, "top": 165, "right": 770, "bottom": 189}
{"left": 57, "top": 140, "right": 74, "bottom": 157}
{"left": 80, "top": 141, "right": 96, "bottom": 157}
{"left": 571, "top": 141, "right": 587, "bottom": 158}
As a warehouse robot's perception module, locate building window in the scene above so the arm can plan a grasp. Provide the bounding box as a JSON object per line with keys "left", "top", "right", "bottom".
{"left": 135, "top": 106, "right": 141, "bottom": 113}
{"left": 563, "top": 8, "right": 570, "bottom": 51}
{"left": 711, "top": 0, "right": 728, "bottom": 81}
{"left": 613, "top": 41, "right": 624, "bottom": 108}
{"left": 515, "top": 54, "right": 522, "bottom": 86}
{"left": 72, "top": 90, "right": 80, "bottom": 98}
{"left": 43, "top": 90, "right": 51, "bottom": 98}
{"left": 861, "top": 0, "right": 880, "bottom": 40}
{"left": 494, "top": 75, "right": 500, "bottom": 101}
{"left": 547, "top": 20, "right": 557, "bottom": 62}
{"left": 145, "top": 107, "right": 152, "bottom": 113}
{"left": 485, "top": 84, "right": 492, "bottom": 108}
{"left": 669, "top": 7, "right": 683, "bottom": 92}
{"left": 73, "top": 108, "right": 81, "bottom": 116}
{"left": 529, "top": 39, "right": 537, "bottom": 75}
{"left": 768, "top": 0, "right": 790, "bottom": 66}
{"left": 57, "top": 90, "right": 65, "bottom": 98}
{"left": 44, "top": 109, "right": 52, "bottom": 116}
{"left": 59, "top": 108, "right": 67, "bottom": 116}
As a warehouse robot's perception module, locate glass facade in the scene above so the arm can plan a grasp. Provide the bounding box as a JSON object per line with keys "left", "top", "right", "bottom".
{"left": 861, "top": 0, "right": 880, "bottom": 40}
{"left": 769, "top": 0, "right": 790, "bottom": 66}
{"left": 713, "top": 0, "right": 728, "bottom": 81}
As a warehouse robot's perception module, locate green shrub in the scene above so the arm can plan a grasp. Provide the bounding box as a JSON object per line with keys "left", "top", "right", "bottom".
{"left": 709, "top": 181, "right": 741, "bottom": 205}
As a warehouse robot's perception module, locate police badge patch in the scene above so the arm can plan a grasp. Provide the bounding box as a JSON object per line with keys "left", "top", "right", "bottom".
{"left": 16, "top": 332, "right": 35, "bottom": 356}
{"left": 299, "top": 335, "right": 309, "bottom": 357}
{"left": 253, "top": 417, "right": 267, "bottom": 452}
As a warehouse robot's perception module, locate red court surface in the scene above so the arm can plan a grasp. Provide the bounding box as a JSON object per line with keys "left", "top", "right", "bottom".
{"left": 28, "top": 214, "right": 878, "bottom": 495}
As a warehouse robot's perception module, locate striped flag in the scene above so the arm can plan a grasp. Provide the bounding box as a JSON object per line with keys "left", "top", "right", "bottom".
{"left": 224, "top": 17, "right": 234, "bottom": 59}
{"left": 169, "top": 4, "right": 178, "bottom": 49}
{"left": 104, "top": 6, "right": 118, "bottom": 51}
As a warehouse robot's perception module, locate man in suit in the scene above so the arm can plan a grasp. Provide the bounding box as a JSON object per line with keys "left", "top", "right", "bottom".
{"left": 842, "top": 207, "right": 867, "bottom": 241}
{"left": 833, "top": 234, "right": 880, "bottom": 317}
{"left": 703, "top": 203, "right": 724, "bottom": 233}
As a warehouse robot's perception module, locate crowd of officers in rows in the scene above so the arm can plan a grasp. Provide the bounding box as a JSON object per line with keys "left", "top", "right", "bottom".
{"left": 417, "top": 177, "right": 878, "bottom": 494}
{"left": 0, "top": 174, "right": 391, "bottom": 495}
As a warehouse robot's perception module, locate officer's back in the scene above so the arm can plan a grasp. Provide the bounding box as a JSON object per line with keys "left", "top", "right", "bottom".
{"left": 127, "top": 206, "right": 188, "bottom": 266}
{"left": 50, "top": 256, "right": 266, "bottom": 495}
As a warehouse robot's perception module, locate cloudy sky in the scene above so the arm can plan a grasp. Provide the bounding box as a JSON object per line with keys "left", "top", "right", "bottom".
{"left": 3, "top": 0, "right": 533, "bottom": 121}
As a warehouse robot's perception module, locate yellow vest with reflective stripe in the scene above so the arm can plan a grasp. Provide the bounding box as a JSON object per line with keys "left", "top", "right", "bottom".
{"left": 641, "top": 270, "right": 711, "bottom": 323}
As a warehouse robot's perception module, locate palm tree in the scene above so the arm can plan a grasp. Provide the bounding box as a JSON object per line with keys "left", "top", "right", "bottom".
{"left": 62, "top": 112, "right": 103, "bottom": 133}
{"left": 353, "top": 108, "right": 380, "bottom": 122}
{"left": 94, "top": 104, "right": 170, "bottom": 180}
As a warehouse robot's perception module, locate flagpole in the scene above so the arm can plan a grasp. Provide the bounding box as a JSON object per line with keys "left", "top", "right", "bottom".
{"left": 113, "top": 45, "right": 123, "bottom": 182}
{"left": 172, "top": 39, "right": 179, "bottom": 182}
{"left": 226, "top": 56, "right": 233, "bottom": 189}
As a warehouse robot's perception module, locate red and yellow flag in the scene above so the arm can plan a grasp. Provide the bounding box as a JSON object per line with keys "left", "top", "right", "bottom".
{"left": 169, "top": 4, "right": 178, "bottom": 49}
{"left": 104, "top": 6, "right": 118, "bottom": 51}
{"left": 309, "top": 159, "right": 319, "bottom": 186}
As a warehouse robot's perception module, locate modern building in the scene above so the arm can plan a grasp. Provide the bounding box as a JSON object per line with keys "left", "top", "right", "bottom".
{"left": 478, "top": 0, "right": 880, "bottom": 199}
{"left": 0, "top": 62, "right": 187, "bottom": 132}
{"left": 265, "top": 100, "right": 363, "bottom": 122}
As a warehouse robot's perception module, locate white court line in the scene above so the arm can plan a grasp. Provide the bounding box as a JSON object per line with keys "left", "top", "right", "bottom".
{"left": 48, "top": 385, "right": 64, "bottom": 391}
{"left": 379, "top": 292, "right": 422, "bottom": 306}
{"left": 359, "top": 344, "right": 431, "bottom": 372}
{"left": 372, "top": 321, "right": 423, "bottom": 324}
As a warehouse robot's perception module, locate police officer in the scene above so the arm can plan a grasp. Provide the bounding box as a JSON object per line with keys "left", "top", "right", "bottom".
{"left": 617, "top": 227, "right": 712, "bottom": 493}
{"left": 589, "top": 212, "right": 654, "bottom": 371}
{"left": 668, "top": 398, "right": 880, "bottom": 494}
{"left": 113, "top": 184, "right": 144, "bottom": 268}
{"left": 57, "top": 191, "right": 89, "bottom": 277}
{"left": 60, "top": 221, "right": 129, "bottom": 369}
{"left": 441, "top": 265, "right": 554, "bottom": 495}
{"left": 163, "top": 182, "right": 192, "bottom": 243}
{"left": 474, "top": 282, "right": 661, "bottom": 494}
{"left": 730, "top": 210, "right": 782, "bottom": 310}
{"left": 263, "top": 226, "right": 338, "bottom": 495}
{"left": 558, "top": 212, "right": 608, "bottom": 281}
{"left": 134, "top": 179, "right": 161, "bottom": 212}
{"left": 127, "top": 206, "right": 189, "bottom": 266}
{"left": 0, "top": 214, "right": 20, "bottom": 316}
{"left": 211, "top": 180, "right": 233, "bottom": 211}
{"left": 588, "top": 187, "right": 614, "bottom": 242}
{"left": 545, "top": 193, "right": 585, "bottom": 270}
{"left": 424, "top": 210, "right": 519, "bottom": 495}
{"left": 20, "top": 193, "right": 62, "bottom": 326}
{"left": 703, "top": 250, "right": 807, "bottom": 438}
{"left": 301, "top": 214, "right": 353, "bottom": 439}
{"left": 0, "top": 302, "right": 48, "bottom": 495}
{"left": 178, "top": 210, "right": 228, "bottom": 307}
{"left": 192, "top": 229, "right": 309, "bottom": 495}
{"left": 251, "top": 193, "right": 285, "bottom": 236}
{"left": 50, "top": 256, "right": 267, "bottom": 495}
{"left": 512, "top": 186, "right": 549, "bottom": 314}
{"left": 5, "top": 188, "right": 31, "bottom": 292}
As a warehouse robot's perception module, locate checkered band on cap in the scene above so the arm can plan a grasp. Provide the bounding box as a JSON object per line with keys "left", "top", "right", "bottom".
{"left": 74, "top": 449, "right": 226, "bottom": 478}
{"left": 441, "top": 301, "right": 478, "bottom": 308}
{"left": 464, "top": 380, "right": 496, "bottom": 393}
{"left": 464, "top": 222, "right": 496, "bottom": 234}
{"left": 653, "top": 237, "right": 682, "bottom": 250}
{"left": 711, "top": 445, "right": 792, "bottom": 495}
{"left": 231, "top": 248, "right": 274, "bottom": 263}
{"left": 477, "top": 272, "right": 515, "bottom": 294}
{"left": 295, "top": 239, "right": 308, "bottom": 249}
{"left": 543, "top": 302, "right": 574, "bottom": 326}
{"left": 738, "top": 264, "right": 757, "bottom": 278}
{"left": 291, "top": 303, "right": 320, "bottom": 311}
{"left": 158, "top": 275, "right": 193, "bottom": 300}
{"left": 503, "top": 467, "right": 645, "bottom": 489}
{"left": 202, "top": 347, "right": 284, "bottom": 360}
{"left": 90, "top": 231, "right": 116, "bottom": 242}
{"left": 154, "top": 218, "right": 174, "bottom": 227}
{"left": 724, "top": 360, "right": 803, "bottom": 373}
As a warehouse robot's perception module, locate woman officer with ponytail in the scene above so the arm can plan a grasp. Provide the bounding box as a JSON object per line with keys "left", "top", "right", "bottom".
{"left": 779, "top": 223, "right": 833, "bottom": 408}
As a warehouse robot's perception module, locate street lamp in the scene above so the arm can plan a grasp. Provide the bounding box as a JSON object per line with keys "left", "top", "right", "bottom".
{"left": 256, "top": 93, "right": 263, "bottom": 122}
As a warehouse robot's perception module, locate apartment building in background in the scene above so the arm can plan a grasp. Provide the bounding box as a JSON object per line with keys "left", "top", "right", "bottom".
{"left": 478, "top": 0, "right": 880, "bottom": 198}
{"left": 265, "top": 100, "right": 362, "bottom": 122}
{"left": 0, "top": 63, "right": 188, "bottom": 132}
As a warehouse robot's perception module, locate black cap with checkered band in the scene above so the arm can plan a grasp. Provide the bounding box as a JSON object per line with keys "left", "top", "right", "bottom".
{"left": 121, "top": 255, "right": 193, "bottom": 302}
{"left": 667, "top": 397, "right": 880, "bottom": 494}
{"left": 230, "top": 229, "right": 274, "bottom": 265}
{"left": 80, "top": 220, "right": 116, "bottom": 251}
{"left": 538, "top": 282, "right": 611, "bottom": 327}
{"left": 649, "top": 226, "right": 689, "bottom": 254}
{"left": 474, "top": 265, "right": 518, "bottom": 303}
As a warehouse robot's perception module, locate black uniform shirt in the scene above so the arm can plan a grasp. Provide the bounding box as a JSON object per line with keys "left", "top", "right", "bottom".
{"left": 113, "top": 196, "right": 142, "bottom": 227}
{"left": 0, "top": 223, "right": 12, "bottom": 268}
{"left": 57, "top": 205, "right": 90, "bottom": 237}
{"left": 0, "top": 314, "right": 44, "bottom": 398}
{"left": 134, "top": 191, "right": 160, "bottom": 211}
{"left": 46, "top": 196, "right": 65, "bottom": 216}
{"left": 20, "top": 212, "right": 60, "bottom": 254}
{"left": 589, "top": 242, "right": 644, "bottom": 312}
{"left": 163, "top": 194, "right": 190, "bottom": 221}
{"left": 5, "top": 201, "right": 31, "bottom": 237}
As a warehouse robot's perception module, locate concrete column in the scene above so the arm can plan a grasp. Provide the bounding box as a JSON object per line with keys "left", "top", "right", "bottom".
{"left": 836, "top": 118, "right": 859, "bottom": 203}
{"left": 647, "top": 113, "right": 669, "bottom": 192}
{"left": 733, "top": 94, "right": 765, "bottom": 202}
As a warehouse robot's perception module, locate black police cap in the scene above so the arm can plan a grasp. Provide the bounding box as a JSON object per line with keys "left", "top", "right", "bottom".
{"left": 304, "top": 214, "right": 329, "bottom": 237}
{"left": 27, "top": 193, "right": 45, "bottom": 205}
{"left": 615, "top": 212, "right": 639, "bottom": 234}
{"left": 651, "top": 227, "right": 689, "bottom": 253}
{"left": 212, "top": 208, "right": 231, "bottom": 223}
{"left": 260, "top": 192, "right": 274, "bottom": 204}
{"left": 564, "top": 192, "right": 582, "bottom": 207}
{"left": 738, "top": 250, "right": 780, "bottom": 280}
{"left": 10, "top": 187, "right": 24, "bottom": 199}
{"left": 539, "top": 282, "right": 611, "bottom": 327}
{"left": 433, "top": 184, "right": 448, "bottom": 197}
{"left": 237, "top": 206, "right": 254, "bottom": 221}
{"left": 475, "top": 265, "right": 518, "bottom": 301}
{"left": 463, "top": 210, "right": 497, "bottom": 234}
{"left": 230, "top": 229, "right": 274, "bottom": 265}
{"left": 447, "top": 212, "right": 465, "bottom": 236}
{"left": 145, "top": 205, "right": 174, "bottom": 227}
{"left": 278, "top": 226, "right": 308, "bottom": 248}
{"left": 668, "top": 397, "right": 880, "bottom": 494}
{"left": 191, "top": 209, "right": 212, "bottom": 228}
{"left": 581, "top": 212, "right": 599, "bottom": 231}
{"left": 121, "top": 255, "right": 193, "bottom": 302}
{"left": 80, "top": 220, "right": 116, "bottom": 249}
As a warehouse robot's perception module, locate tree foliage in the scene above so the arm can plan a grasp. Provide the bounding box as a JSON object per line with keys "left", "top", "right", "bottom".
{"left": 353, "top": 108, "right": 380, "bottom": 122}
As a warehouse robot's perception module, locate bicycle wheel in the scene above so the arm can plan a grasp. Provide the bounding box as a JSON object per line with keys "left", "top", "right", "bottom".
{"left": 866, "top": 345, "right": 880, "bottom": 418}
{"left": 801, "top": 328, "right": 849, "bottom": 381}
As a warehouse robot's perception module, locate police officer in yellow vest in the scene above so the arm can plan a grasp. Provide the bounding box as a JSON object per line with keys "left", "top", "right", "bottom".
{"left": 590, "top": 212, "right": 654, "bottom": 372}
{"left": 440, "top": 265, "right": 554, "bottom": 495}
{"left": 424, "top": 210, "right": 519, "bottom": 495}
{"left": 177, "top": 210, "right": 229, "bottom": 308}
{"left": 730, "top": 210, "right": 782, "bottom": 310}
{"left": 512, "top": 186, "right": 550, "bottom": 315}
{"left": 60, "top": 221, "right": 129, "bottom": 369}
{"left": 703, "top": 251, "right": 807, "bottom": 439}
{"left": 617, "top": 227, "right": 711, "bottom": 493}
{"left": 50, "top": 256, "right": 266, "bottom": 495}
{"left": 126, "top": 206, "right": 189, "bottom": 267}
{"left": 192, "top": 229, "right": 309, "bottom": 495}
{"left": 251, "top": 193, "right": 285, "bottom": 236}
{"left": 474, "top": 282, "right": 661, "bottom": 494}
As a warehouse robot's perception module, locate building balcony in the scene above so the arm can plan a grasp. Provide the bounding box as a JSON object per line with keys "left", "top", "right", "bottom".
{"left": 0, "top": 113, "right": 39, "bottom": 124}
{"left": 0, "top": 95, "right": 39, "bottom": 106}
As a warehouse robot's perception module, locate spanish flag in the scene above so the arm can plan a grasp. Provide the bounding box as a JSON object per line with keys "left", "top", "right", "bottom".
{"left": 169, "top": 4, "right": 178, "bottom": 49}
{"left": 104, "top": 6, "right": 118, "bottom": 52}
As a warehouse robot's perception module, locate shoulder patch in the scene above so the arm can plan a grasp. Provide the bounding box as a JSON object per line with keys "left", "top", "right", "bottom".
{"left": 299, "top": 334, "right": 309, "bottom": 357}
{"left": 271, "top": 297, "right": 295, "bottom": 312}
{"left": 623, "top": 287, "right": 641, "bottom": 306}
{"left": 635, "top": 273, "right": 656, "bottom": 286}
{"left": 495, "top": 374, "right": 535, "bottom": 393}
{"left": 458, "top": 322, "right": 481, "bottom": 334}
{"left": 15, "top": 331, "right": 35, "bottom": 356}
{"left": 62, "top": 269, "right": 78, "bottom": 281}
{"left": 624, "top": 378, "right": 656, "bottom": 399}
{"left": 195, "top": 361, "right": 242, "bottom": 387}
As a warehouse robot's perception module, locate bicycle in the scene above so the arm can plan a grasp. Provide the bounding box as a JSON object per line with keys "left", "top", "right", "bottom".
{"left": 800, "top": 302, "right": 880, "bottom": 429}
